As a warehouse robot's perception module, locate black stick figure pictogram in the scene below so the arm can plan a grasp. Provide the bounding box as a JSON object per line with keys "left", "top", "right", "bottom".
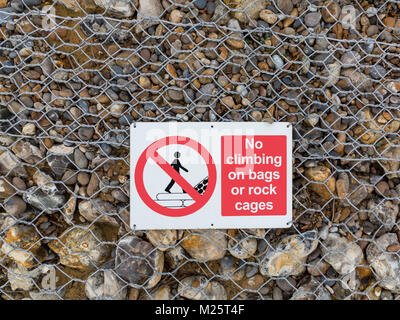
{"left": 164, "top": 151, "right": 189, "bottom": 193}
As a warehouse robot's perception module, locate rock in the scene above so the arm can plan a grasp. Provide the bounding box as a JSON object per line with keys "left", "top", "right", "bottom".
{"left": 272, "top": 54, "right": 284, "bottom": 69}
{"left": 228, "top": 234, "right": 257, "bottom": 259}
{"left": 0, "top": 150, "right": 27, "bottom": 177}
{"left": 47, "top": 155, "right": 71, "bottom": 178}
{"left": 343, "top": 177, "right": 373, "bottom": 207}
{"left": 241, "top": 274, "right": 264, "bottom": 291}
{"left": 137, "top": 0, "right": 163, "bottom": 28}
{"left": 85, "top": 270, "right": 127, "bottom": 300}
{"left": 307, "top": 259, "right": 330, "bottom": 276}
{"left": 321, "top": 1, "right": 341, "bottom": 23}
{"left": 341, "top": 68, "right": 373, "bottom": 92}
{"left": 304, "top": 12, "right": 321, "bottom": 27}
{"left": 74, "top": 149, "right": 88, "bottom": 169}
{"left": 340, "top": 51, "right": 360, "bottom": 65}
{"left": 78, "top": 199, "right": 119, "bottom": 226}
{"left": 23, "top": 187, "right": 66, "bottom": 214}
{"left": 194, "top": 0, "right": 207, "bottom": 10}
{"left": 48, "top": 225, "right": 111, "bottom": 270}
{"left": 58, "top": 0, "right": 95, "bottom": 12}
{"left": 63, "top": 192, "right": 77, "bottom": 224}
{"left": 367, "top": 200, "right": 398, "bottom": 231}
{"left": 336, "top": 173, "right": 349, "bottom": 200}
{"left": 387, "top": 81, "right": 400, "bottom": 93}
{"left": 11, "top": 141, "right": 44, "bottom": 164}
{"left": 0, "top": 7, "right": 15, "bottom": 26}
{"left": 77, "top": 172, "right": 90, "bottom": 185}
{"left": 146, "top": 230, "right": 177, "bottom": 251}
{"left": 304, "top": 166, "right": 336, "bottom": 201}
{"left": 4, "top": 196, "right": 26, "bottom": 215}
{"left": 33, "top": 170, "right": 58, "bottom": 195}
{"left": 0, "top": 178, "right": 16, "bottom": 198}
{"left": 1, "top": 225, "right": 41, "bottom": 268}
{"left": 47, "top": 144, "right": 74, "bottom": 177}
{"left": 115, "top": 236, "right": 163, "bottom": 288}
{"left": 260, "top": 231, "right": 319, "bottom": 277}
{"left": 324, "top": 61, "right": 341, "bottom": 87}
{"left": 366, "top": 25, "right": 379, "bottom": 37}
{"left": 87, "top": 173, "right": 100, "bottom": 197}
{"left": 321, "top": 233, "right": 363, "bottom": 275}
{"left": 146, "top": 285, "right": 172, "bottom": 300}
{"left": 109, "top": 103, "right": 126, "bottom": 118}
{"left": 165, "top": 245, "right": 186, "bottom": 269}
{"left": 277, "top": 0, "right": 293, "bottom": 15}
{"left": 226, "top": 19, "right": 245, "bottom": 49}
{"left": 291, "top": 278, "right": 331, "bottom": 300}
{"left": 178, "top": 276, "right": 227, "bottom": 300}
{"left": 219, "top": 255, "right": 245, "bottom": 282}
{"left": 94, "top": 0, "right": 134, "bottom": 18}
{"left": 228, "top": 0, "right": 266, "bottom": 23}
{"left": 366, "top": 233, "right": 400, "bottom": 292}
{"left": 339, "top": 5, "right": 358, "bottom": 30}
{"left": 181, "top": 229, "right": 227, "bottom": 262}
{"left": 377, "top": 138, "right": 400, "bottom": 178}
{"left": 370, "top": 65, "right": 386, "bottom": 80}
{"left": 7, "top": 264, "right": 42, "bottom": 291}
{"left": 78, "top": 127, "right": 94, "bottom": 141}
{"left": 260, "top": 9, "right": 278, "bottom": 24}
{"left": 22, "top": 123, "right": 35, "bottom": 136}
{"left": 169, "top": 9, "right": 182, "bottom": 23}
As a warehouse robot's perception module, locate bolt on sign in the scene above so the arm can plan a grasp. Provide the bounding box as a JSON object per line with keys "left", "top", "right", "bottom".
{"left": 130, "top": 122, "right": 292, "bottom": 230}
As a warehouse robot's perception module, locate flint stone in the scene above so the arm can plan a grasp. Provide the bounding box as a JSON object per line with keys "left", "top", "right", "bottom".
{"left": 115, "top": 236, "right": 163, "bottom": 288}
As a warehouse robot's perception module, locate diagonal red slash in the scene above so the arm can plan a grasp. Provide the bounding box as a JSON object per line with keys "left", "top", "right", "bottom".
{"left": 150, "top": 151, "right": 202, "bottom": 202}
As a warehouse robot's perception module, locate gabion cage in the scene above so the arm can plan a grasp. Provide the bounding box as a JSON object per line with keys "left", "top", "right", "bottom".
{"left": 0, "top": 0, "right": 400, "bottom": 300}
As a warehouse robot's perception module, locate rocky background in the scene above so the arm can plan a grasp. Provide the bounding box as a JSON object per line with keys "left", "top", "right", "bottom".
{"left": 0, "top": 0, "right": 400, "bottom": 300}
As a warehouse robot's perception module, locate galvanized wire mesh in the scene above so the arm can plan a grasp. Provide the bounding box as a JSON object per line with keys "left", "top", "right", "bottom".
{"left": 0, "top": 0, "right": 400, "bottom": 300}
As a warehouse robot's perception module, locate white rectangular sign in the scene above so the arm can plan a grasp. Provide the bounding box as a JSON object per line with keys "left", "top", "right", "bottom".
{"left": 130, "top": 122, "right": 292, "bottom": 230}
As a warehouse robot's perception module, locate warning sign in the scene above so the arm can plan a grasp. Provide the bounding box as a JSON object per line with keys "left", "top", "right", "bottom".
{"left": 221, "top": 135, "right": 287, "bottom": 217}
{"left": 131, "top": 122, "right": 292, "bottom": 230}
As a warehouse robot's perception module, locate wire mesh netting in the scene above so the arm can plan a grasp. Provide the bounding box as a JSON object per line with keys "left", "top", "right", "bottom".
{"left": 0, "top": 0, "right": 400, "bottom": 300}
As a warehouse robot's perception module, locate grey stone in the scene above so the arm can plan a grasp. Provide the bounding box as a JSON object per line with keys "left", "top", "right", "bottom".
{"left": 115, "top": 236, "right": 163, "bottom": 288}
{"left": 4, "top": 196, "right": 26, "bottom": 215}
{"left": 23, "top": 187, "right": 66, "bottom": 214}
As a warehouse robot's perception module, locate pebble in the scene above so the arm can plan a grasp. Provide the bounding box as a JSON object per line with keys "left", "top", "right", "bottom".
{"left": 367, "top": 233, "right": 400, "bottom": 293}
{"left": 181, "top": 229, "right": 227, "bottom": 262}
{"left": 48, "top": 224, "right": 110, "bottom": 270}
{"left": 4, "top": 196, "right": 26, "bottom": 215}
{"left": 321, "top": 233, "right": 363, "bottom": 275}
{"left": 277, "top": 0, "right": 293, "bottom": 15}
{"left": 260, "top": 231, "right": 318, "bottom": 277}
{"left": 1, "top": 225, "right": 41, "bottom": 268}
{"left": 94, "top": 0, "right": 134, "bottom": 18}
{"left": 304, "top": 12, "right": 321, "bottom": 27}
{"left": 178, "top": 276, "right": 227, "bottom": 300}
{"left": 74, "top": 149, "right": 88, "bottom": 169}
{"left": 228, "top": 234, "right": 257, "bottom": 259}
{"left": 78, "top": 199, "right": 119, "bottom": 226}
{"left": 146, "top": 230, "right": 177, "bottom": 251}
{"left": 85, "top": 270, "right": 127, "bottom": 300}
{"left": 115, "top": 236, "right": 163, "bottom": 288}
{"left": 260, "top": 9, "right": 278, "bottom": 24}
{"left": 23, "top": 187, "right": 66, "bottom": 214}
{"left": 194, "top": 0, "right": 207, "bottom": 10}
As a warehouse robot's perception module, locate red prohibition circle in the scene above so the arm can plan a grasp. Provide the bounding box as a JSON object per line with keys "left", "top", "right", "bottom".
{"left": 135, "top": 136, "right": 217, "bottom": 217}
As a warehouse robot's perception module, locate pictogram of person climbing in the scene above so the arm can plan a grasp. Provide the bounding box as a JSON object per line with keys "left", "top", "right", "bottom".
{"left": 165, "top": 151, "right": 189, "bottom": 193}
